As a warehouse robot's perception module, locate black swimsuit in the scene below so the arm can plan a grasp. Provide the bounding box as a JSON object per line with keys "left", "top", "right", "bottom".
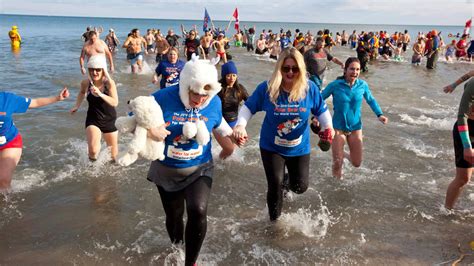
{"left": 85, "top": 83, "right": 117, "bottom": 133}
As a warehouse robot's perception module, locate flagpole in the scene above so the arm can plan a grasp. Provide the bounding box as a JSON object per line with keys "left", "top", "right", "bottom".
{"left": 226, "top": 16, "right": 233, "bottom": 32}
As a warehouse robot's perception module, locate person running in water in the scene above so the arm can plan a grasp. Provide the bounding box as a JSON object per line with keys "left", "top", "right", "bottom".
{"left": 304, "top": 36, "right": 344, "bottom": 89}
{"left": 233, "top": 48, "right": 334, "bottom": 221}
{"left": 444, "top": 70, "right": 474, "bottom": 209}
{"left": 321, "top": 57, "right": 388, "bottom": 179}
{"left": 122, "top": 28, "right": 148, "bottom": 73}
{"left": 79, "top": 30, "right": 115, "bottom": 75}
{"left": 104, "top": 29, "right": 120, "bottom": 53}
{"left": 0, "top": 88, "right": 69, "bottom": 192}
{"left": 146, "top": 55, "right": 234, "bottom": 266}
{"left": 70, "top": 55, "right": 119, "bottom": 161}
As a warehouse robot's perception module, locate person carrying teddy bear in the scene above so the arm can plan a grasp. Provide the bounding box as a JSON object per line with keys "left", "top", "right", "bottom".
{"left": 146, "top": 54, "right": 234, "bottom": 266}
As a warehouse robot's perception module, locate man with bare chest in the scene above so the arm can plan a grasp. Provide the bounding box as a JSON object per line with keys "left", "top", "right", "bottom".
{"left": 123, "top": 28, "right": 148, "bottom": 73}
{"left": 154, "top": 34, "right": 170, "bottom": 63}
{"left": 79, "top": 31, "right": 114, "bottom": 75}
{"left": 200, "top": 31, "right": 213, "bottom": 59}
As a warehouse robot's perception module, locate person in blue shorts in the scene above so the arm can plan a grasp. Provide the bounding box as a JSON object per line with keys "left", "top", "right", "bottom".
{"left": 233, "top": 47, "right": 334, "bottom": 221}
{"left": 0, "top": 87, "right": 69, "bottom": 192}
{"left": 146, "top": 55, "right": 235, "bottom": 266}
{"left": 321, "top": 57, "right": 388, "bottom": 179}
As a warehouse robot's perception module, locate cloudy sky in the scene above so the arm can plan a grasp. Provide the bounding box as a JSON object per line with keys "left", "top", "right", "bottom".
{"left": 2, "top": 0, "right": 473, "bottom": 26}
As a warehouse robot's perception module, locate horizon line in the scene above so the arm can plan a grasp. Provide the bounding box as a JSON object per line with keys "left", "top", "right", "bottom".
{"left": 1, "top": 13, "right": 463, "bottom": 28}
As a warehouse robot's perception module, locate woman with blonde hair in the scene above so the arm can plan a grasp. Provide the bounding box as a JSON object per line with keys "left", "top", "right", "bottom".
{"left": 70, "top": 55, "right": 119, "bottom": 161}
{"left": 233, "top": 47, "right": 334, "bottom": 221}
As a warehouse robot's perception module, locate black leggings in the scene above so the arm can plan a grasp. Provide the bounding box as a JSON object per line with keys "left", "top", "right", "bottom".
{"left": 157, "top": 176, "right": 212, "bottom": 266}
{"left": 260, "top": 149, "right": 310, "bottom": 221}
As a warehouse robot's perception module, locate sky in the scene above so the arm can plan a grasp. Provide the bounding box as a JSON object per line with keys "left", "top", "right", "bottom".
{"left": 2, "top": 0, "right": 473, "bottom": 26}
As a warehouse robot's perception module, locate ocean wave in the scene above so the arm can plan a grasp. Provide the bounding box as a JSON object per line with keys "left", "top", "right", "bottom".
{"left": 399, "top": 114, "right": 452, "bottom": 130}
{"left": 401, "top": 138, "right": 443, "bottom": 158}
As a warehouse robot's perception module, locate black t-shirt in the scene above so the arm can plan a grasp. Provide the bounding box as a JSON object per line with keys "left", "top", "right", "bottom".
{"left": 218, "top": 84, "right": 249, "bottom": 122}
{"left": 166, "top": 35, "right": 180, "bottom": 47}
{"left": 185, "top": 38, "right": 200, "bottom": 54}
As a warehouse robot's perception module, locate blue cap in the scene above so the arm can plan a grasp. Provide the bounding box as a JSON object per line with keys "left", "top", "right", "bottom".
{"left": 221, "top": 61, "right": 238, "bottom": 77}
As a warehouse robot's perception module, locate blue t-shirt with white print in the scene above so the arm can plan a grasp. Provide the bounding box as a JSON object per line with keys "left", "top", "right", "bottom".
{"left": 244, "top": 80, "right": 327, "bottom": 156}
{"left": 152, "top": 85, "right": 222, "bottom": 168}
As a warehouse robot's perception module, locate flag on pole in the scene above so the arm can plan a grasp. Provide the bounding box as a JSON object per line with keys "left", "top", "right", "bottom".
{"left": 203, "top": 8, "right": 211, "bottom": 32}
{"left": 464, "top": 18, "right": 472, "bottom": 35}
{"left": 233, "top": 8, "right": 239, "bottom": 32}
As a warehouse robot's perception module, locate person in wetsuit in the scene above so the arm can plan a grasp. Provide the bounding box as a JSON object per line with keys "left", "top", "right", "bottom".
{"left": 444, "top": 70, "right": 474, "bottom": 209}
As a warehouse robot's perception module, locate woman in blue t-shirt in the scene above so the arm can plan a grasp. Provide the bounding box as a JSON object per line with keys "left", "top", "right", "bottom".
{"left": 321, "top": 57, "right": 388, "bottom": 179}
{"left": 0, "top": 87, "right": 69, "bottom": 192}
{"left": 152, "top": 47, "right": 186, "bottom": 89}
{"left": 146, "top": 55, "right": 234, "bottom": 265}
{"left": 233, "top": 47, "right": 334, "bottom": 221}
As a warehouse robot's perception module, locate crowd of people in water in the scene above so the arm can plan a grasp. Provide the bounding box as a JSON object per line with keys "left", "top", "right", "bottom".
{"left": 3, "top": 23, "right": 474, "bottom": 266}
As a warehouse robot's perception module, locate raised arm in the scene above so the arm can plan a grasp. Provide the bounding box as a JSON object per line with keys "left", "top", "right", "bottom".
{"left": 30, "top": 87, "right": 69, "bottom": 108}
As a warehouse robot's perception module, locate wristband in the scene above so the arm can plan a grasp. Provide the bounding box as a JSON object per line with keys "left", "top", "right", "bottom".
{"left": 451, "top": 82, "right": 458, "bottom": 89}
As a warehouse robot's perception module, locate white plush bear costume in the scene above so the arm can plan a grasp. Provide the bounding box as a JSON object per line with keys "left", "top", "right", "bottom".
{"left": 178, "top": 54, "right": 221, "bottom": 145}
{"left": 115, "top": 96, "right": 166, "bottom": 166}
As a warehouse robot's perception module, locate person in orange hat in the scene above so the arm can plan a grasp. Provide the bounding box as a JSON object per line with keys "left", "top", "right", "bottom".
{"left": 426, "top": 29, "right": 440, "bottom": 69}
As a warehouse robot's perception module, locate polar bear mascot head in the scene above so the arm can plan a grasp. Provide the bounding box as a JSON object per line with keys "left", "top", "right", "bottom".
{"left": 178, "top": 54, "right": 221, "bottom": 145}
{"left": 178, "top": 53, "right": 221, "bottom": 110}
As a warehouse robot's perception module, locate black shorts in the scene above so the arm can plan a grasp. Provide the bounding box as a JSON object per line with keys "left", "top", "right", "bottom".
{"left": 453, "top": 120, "right": 474, "bottom": 168}
{"left": 86, "top": 118, "right": 117, "bottom": 133}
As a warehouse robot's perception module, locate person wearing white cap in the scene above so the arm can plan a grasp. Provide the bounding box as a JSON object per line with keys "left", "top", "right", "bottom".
{"left": 70, "top": 55, "right": 119, "bottom": 162}
{"left": 104, "top": 28, "right": 120, "bottom": 53}
{"left": 146, "top": 54, "right": 234, "bottom": 266}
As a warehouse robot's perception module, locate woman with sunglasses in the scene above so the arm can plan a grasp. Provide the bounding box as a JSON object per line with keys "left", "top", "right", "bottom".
{"left": 321, "top": 57, "right": 388, "bottom": 179}
{"left": 70, "top": 55, "right": 119, "bottom": 162}
{"left": 233, "top": 47, "right": 334, "bottom": 221}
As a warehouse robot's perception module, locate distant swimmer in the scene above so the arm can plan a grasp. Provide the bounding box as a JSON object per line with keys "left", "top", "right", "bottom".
{"left": 444, "top": 71, "right": 474, "bottom": 209}
{"left": 122, "top": 28, "right": 148, "bottom": 73}
{"left": 104, "top": 29, "right": 120, "bottom": 53}
{"left": 8, "top": 26, "right": 22, "bottom": 48}
{"left": 0, "top": 88, "right": 69, "bottom": 192}
{"left": 79, "top": 30, "right": 114, "bottom": 75}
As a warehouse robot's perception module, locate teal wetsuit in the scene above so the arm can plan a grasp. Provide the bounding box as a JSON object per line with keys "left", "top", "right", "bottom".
{"left": 321, "top": 78, "right": 383, "bottom": 132}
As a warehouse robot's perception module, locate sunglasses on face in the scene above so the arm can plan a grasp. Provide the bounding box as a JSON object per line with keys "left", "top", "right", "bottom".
{"left": 90, "top": 68, "right": 103, "bottom": 73}
{"left": 281, "top": 66, "right": 300, "bottom": 73}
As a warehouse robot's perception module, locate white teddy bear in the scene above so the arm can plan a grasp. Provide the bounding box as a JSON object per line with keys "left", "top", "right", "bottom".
{"left": 115, "top": 96, "right": 165, "bottom": 166}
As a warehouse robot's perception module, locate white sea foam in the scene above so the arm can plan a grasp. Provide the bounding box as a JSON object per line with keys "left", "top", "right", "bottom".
{"left": 399, "top": 113, "right": 452, "bottom": 130}
{"left": 401, "top": 138, "right": 442, "bottom": 158}
{"left": 246, "top": 244, "right": 295, "bottom": 264}
{"left": 278, "top": 204, "right": 334, "bottom": 239}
